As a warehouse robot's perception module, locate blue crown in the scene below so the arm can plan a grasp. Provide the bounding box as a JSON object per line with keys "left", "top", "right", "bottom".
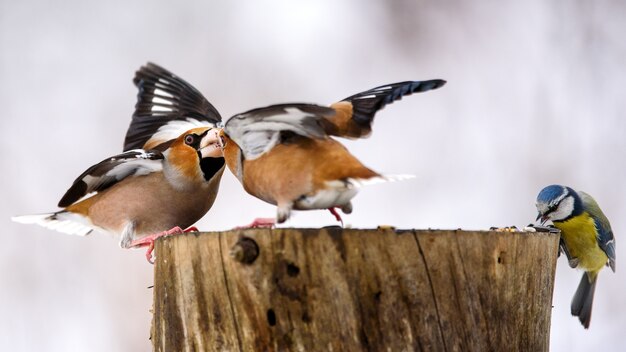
{"left": 537, "top": 184, "right": 566, "bottom": 203}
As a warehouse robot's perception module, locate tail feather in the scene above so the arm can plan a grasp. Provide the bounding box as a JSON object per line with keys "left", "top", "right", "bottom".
{"left": 348, "top": 174, "right": 415, "bottom": 188}
{"left": 12, "top": 212, "right": 93, "bottom": 236}
{"left": 571, "top": 272, "right": 597, "bottom": 329}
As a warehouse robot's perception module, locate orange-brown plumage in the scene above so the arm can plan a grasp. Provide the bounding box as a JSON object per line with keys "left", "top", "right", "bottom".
{"left": 14, "top": 126, "right": 225, "bottom": 250}
{"left": 227, "top": 136, "right": 378, "bottom": 207}
{"left": 323, "top": 101, "right": 371, "bottom": 138}
{"left": 13, "top": 63, "right": 228, "bottom": 263}
{"left": 166, "top": 127, "right": 222, "bottom": 185}
{"left": 220, "top": 79, "right": 445, "bottom": 223}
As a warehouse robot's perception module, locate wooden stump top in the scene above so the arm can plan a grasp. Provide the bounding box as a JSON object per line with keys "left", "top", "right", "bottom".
{"left": 151, "top": 228, "right": 559, "bottom": 352}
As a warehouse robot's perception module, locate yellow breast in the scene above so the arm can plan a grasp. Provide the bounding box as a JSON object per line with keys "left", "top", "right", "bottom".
{"left": 554, "top": 212, "right": 608, "bottom": 274}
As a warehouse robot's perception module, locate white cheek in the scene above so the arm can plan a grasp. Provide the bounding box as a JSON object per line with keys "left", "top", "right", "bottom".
{"left": 550, "top": 196, "right": 575, "bottom": 221}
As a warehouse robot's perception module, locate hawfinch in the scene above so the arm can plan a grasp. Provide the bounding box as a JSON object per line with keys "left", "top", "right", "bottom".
{"left": 13, "top": 63, "right": 226, "bottom": 262}
{"left": 219, "top": 79, "right": 446, "bottom": 225}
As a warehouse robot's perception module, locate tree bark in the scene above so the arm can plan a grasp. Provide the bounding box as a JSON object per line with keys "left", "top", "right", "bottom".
{"left": 151, "top": 228, "right": 559, "bottom": 352}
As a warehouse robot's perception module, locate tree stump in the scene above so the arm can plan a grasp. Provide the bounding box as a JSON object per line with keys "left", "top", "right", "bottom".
{"left": 151, "top": 228, "right": 559, "bottom": 352}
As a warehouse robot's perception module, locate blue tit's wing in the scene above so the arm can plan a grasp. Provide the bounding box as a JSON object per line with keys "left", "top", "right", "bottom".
{"left": 124, "top": 63, "right": 221, "bottom": 151}
{"left": 559, "top": 238, "right": 573, "bottom": 261}
{"left": 558, "top": 237, "right": 581, "bottom": 268}
{"left": 580, "top": 191, "right": 616, "bottom": 272}
{"left": 58, "top": 150, "right": 164, "bottom": 207}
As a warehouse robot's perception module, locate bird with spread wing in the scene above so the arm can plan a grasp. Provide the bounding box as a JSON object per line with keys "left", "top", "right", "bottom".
{"left": 218, "top": 79, "right": 446, "bottom": 226}
{"left": 13, "top": 63, "right": 226, "bottom": 262}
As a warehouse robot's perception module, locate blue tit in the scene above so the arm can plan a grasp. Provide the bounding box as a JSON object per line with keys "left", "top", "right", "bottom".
{"left": 535, "top": 185, "right": 616, "bottom": 328}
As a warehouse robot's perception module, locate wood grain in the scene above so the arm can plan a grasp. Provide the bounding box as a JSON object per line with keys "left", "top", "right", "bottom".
{"left": 151, "top": 229, "right": 559, "bottom": 352}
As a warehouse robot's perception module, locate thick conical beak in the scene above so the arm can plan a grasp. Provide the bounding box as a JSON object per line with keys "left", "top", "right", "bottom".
{"left": 199, "top": 129, "right": 223, "bottom": 158}
{"left": 217, "top": 129, "right": 227, "bottom": 149}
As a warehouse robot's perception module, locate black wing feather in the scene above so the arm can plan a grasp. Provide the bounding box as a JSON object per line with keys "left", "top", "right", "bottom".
{"left": 123, "top": 62, "right": 221, "bottom": 151}
{"left": 58, "top": 150, "right": 164, "bottom": 207}
{"left": 342, "top": 79, "right": 446, "bottom": 126}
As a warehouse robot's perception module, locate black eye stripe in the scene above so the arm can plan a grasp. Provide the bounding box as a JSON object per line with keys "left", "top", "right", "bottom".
{"left": 198, "top": 129, "right": 210, "bottom": 138}
{"left": 547, "top": 202, "right": 560, "bottom": 214}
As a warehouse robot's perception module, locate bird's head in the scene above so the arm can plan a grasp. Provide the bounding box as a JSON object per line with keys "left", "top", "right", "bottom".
{"left": 217, "top": 129, "right": 239, "bottom": 157}
{"left": 166, "top": 127, "right": 225, "bottom": 183}
{"left": 217, "top": 129, "right": 230, "bottom": 149}
{"left": 535, "top": 185, "right": 579, "bottom": 224}
{"left": 217, "top": 128, "right": 245, "bottom": 180}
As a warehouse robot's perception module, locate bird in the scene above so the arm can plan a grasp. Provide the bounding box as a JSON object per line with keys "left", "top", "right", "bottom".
{"left": 535, "top": 185, "right": 616, "bottom": 328}
{"left": 12, "top": 63, "right": 226, "bottom": 262}
{"left": 12, "top": 127, "right": 224, "bottom": 262}
{"left": 218, "top": 79, "right": 446, "bottom": 226}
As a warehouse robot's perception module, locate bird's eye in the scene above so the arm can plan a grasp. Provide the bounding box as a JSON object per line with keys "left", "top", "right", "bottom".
{"left": 184, "top": 134, "right": 196, "bottom": 145}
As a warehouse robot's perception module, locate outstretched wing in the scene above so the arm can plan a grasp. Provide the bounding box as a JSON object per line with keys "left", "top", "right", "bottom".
{"left": 580, "top": 191, "right": 616, "bottom": 272}
{"left": 224, "top": 104, "right": 336, "bottom": 159}
{"left": 124, "top": 62, "right": 222, "bottom": 151}
{"left": 224, "top": 79, "right": 446, "bottom": 160}
{"left": 58, "top": 150, "right": 164, "bottom": 207}
{"left": 327, "top": 79, "right": 446, "bottom": 138}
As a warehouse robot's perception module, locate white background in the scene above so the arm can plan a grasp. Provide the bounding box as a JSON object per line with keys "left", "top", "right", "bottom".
{"left": 1, "top": 1, "right": 625, "bottom": 351}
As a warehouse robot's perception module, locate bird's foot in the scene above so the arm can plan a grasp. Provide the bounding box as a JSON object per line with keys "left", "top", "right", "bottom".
{"left": 568, "top": 257, "right": 580, "bottom": 269}
{"left": 184, "top": 226, "right": 199, "bottom": 233}
{"left": 234, "top": 218, "right": 276, "bottom": 230}
{"left": 130, "top": 226, "right": 188, "bottom": 264}
{"left": 328, "top": 207, "right": 344, "bottom": 227}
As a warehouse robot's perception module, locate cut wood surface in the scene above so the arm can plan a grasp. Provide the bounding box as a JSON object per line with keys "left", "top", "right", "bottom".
{"left": 151, "top": 228, "right": 559, "bottom": 352}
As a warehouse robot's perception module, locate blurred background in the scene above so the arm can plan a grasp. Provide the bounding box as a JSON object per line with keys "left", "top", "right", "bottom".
{"left": 1, "top": 0, "right": 624, "bottom": 351}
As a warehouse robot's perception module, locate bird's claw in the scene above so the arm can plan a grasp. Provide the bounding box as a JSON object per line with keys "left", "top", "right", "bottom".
{"left": 130, "top": 226, "right": 194, "bottom": 264}
{"left": 328, "top": 207, "right": 344, "bottom": 227}
{"left": 234, "top": 218, "right": 276, "bottom": 230}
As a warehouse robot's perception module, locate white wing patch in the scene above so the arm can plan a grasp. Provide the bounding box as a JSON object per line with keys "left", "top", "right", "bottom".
{"left": 106, "top": 155, "right": 162, "bottom": 178}
{"left": 149, "top": 84, "right": 177, "bottom": 112}
{"left": 153, "top": 86, "right": 174, "bottom": 98}
{"left": 234, "top": 131, "right": 281, "bottom": 160}
{"left": 225, "top": 106, "right": 329, "bottom": 160}
{"left": 150, "top": 101, "right": 173, "bottom": 112}
{"left": 85, "top": 150, "right": 162, "bottom": 188}
{"left": 58, "top": 149, "right": 165, "bottom": 207}
{"left": 79, "top": 158, "right": 160, "bottom": 194}
{"left": 354, "top": 94, "right": 377, "bottom": 100}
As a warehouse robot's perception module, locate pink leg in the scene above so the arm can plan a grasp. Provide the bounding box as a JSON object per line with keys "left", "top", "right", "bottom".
{"left": 129, "top": 226, "right": 186, "bottom": 264}
{"left": 328, "top": 207, "right": 344, "bottom": 226}
{"left": 234, "top": 218, "right": 276, "bottom": 230}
